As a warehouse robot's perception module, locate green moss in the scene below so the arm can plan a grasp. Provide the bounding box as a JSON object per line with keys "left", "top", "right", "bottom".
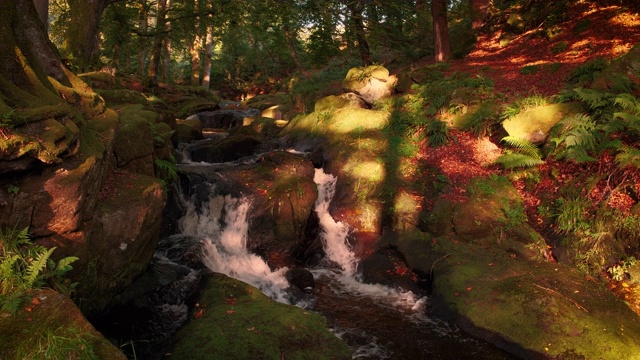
{"left": 502, "top": 102, "right": 582, "bottom": 141}
{"left": 170, "top": 274, "right": 351, "bottom": 360}
{"left": 0, "top": 290, "right": 125, "bottom": 360}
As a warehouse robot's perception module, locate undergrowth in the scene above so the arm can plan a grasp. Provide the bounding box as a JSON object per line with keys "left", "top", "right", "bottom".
{"left": 0, "top": 227, "right": 78, "bottom": 314}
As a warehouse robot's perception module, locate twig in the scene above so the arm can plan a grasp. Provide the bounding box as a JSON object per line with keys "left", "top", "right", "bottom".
{"left": 532, "top": 283, "right": 588, "bottom": 313}
{"left": 430, "top": 253, "right": 452, "bottom": 280}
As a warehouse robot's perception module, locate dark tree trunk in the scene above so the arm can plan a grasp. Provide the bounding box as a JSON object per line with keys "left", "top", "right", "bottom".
{"left": 65, "top": 0, "right": 104, "bottom": 71}
{"left": 146, "top": 0, "right": 169, "bottom": 88}
{"left": 432, "top": 0, "right": 451, "bottom": 63}
{"left": 32, "top": 0, "right": 49, "bottom": 34}
{"left": 470, "top": 0, "right": 493, "bottom": 29}
{"left": 347, "top": 0, "right": 372, "bottom": 67}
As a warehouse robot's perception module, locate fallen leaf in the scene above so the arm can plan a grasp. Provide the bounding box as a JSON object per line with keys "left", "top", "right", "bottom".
{"left": 194, "top": 309, "right": 204, "bottom": 319}
{"left": 247, "top": 327, "right": 255, "bottom": 331}
{"left": 226, "top": 310, "right": 235, "bottom": 314}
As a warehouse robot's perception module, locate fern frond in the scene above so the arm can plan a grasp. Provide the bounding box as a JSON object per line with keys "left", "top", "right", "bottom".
{"left": 574, "top": 88, "right": 608, "bottom": 109}
{"left": 501, "top": 136, "right": 542, "bottom": 158}
{"left": 614, "top": 93, "right": 640, "bottom": 113}
{"left": 615, "top": 146, "right": 640, "bottom": 169}
{"left": 614, "top": 112, "right": 640, "bottom": 132}
{"left": 560, "top": 146, "right": 597, "bottom": 163}
{"left": 24, "top": 247, "right": 55, "bottom": 288}
{"left": 54, "top": 256, "right": 79, "bottom": 275}
{"left": 495, "top": 153, "right": 544, "bottom": 169}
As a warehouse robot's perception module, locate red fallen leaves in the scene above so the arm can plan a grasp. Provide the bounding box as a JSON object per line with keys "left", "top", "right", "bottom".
{"left": 224, "top": 297, "right": 237, "bottom": 305}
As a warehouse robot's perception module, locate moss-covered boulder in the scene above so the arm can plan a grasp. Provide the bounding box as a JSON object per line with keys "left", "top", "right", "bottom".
{"left": 343, "top": 65, "right": 397, "bottom": 105}
{"left": 80, "top": 170, "right": 166, "bottom": 315}
{"left": 0, "top": 290, "right": 126, "bottom": 359}
{"left": 169, "top": 273, "right": 351, "bottom": 360}
{"left": 502, "top": 103, "right": 582, "bottom": 143}
{"left": 113, "top": 104, "right": 158, "bottom": 176}
{"left": 385, "top": 177, "right": 640, "bottom": 359}
{"left": 314, "top": 93, "right": 367, "bottom": 112}
{"left": 592, "top": 43, "right": 640, "bottom": 91}
{"left": 79, "top": 71, "right": 124, "bottom": 90}
{"left": 242, "top": 116, "right": 288, "bottom": 139}
{"left": 96, "top": 89, "right": 151, "bottom": 107}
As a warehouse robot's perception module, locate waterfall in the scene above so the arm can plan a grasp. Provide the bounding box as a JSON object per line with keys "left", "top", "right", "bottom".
{"left": 178, "top": 191, "right": 290, "bottom": 303}
{"left": 313, "top": 168, "right": 358, "bottom": 276}
{"left": 312, "top": 168, "right": 428, "bottom": 316}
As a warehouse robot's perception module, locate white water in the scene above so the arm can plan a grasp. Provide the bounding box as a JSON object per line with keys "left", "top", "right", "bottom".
{"left": 312, "top": 168, "right": 428, "bottom": 316}
{"left": 178, "top": 191, "right": 290, "bottom": 303}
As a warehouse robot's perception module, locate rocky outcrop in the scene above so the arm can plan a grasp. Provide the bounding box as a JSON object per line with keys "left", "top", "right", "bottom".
{"left": 0, "top": 290, "right": 126, "bottom": 359}
{"left": 343, "top": 65, "right": 398, "bottom": 105}
{"left": 169, "top": 273, "right": 352, "bottom": 360}
{"left": 381, "top": 177, "right": 640, "bottom": 359}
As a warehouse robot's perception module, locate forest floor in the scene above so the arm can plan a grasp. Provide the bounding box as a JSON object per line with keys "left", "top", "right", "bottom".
{"left": 413, "top": 3, "right": 640, "bottom": 314}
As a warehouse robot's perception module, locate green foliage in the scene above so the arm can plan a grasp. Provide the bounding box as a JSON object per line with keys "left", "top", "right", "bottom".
{"left": 425, "top": 119, "right": 449, "bottom": 147}
{"left": 566, "top": 57, "right": 608, "bottom": 86}
{"left": 501, "top": 95, "right": 550, "bottom": 120}
{"left": 551, "top": 41, "right": 569, "bottom": 54}
{"left": 554, "top": 197, "right": 589, "bottom": 234}
{"left": 18, "top": 327, "right": 100, "bottom": 360}
{"left": 550, "top": 89, "right": 640, "bottom": 164}
{"left": 495, "top": 136, "right": 543, "bottom": 169}
{"left": 573, "top": 19, "right": 591, "bottom": 34}
{"left": 459, "top": 102, "right": 501, "bottom": 137}
{"left": 0, "top": 227, "right": 78, "bottom": 314}
{"left": 502, "top": 203, "right": 527, "bottom": 229}
{"left": 520, "top": 65, "right": 539, "bottom": 75}
{"left": 154, "top": 156, "right": 179, "bottom": 186}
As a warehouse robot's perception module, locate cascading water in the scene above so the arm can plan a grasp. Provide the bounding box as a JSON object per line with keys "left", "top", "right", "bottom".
{"left": 178, "top": 189, "right": 291, "bottom": 303}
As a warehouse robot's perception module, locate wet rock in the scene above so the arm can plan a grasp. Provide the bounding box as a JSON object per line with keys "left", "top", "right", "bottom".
{"left": 185, "top": 134, "right": 261, "bottom": 163}
{"left": 286, "top": 267, "right": 316, "bottom": 293}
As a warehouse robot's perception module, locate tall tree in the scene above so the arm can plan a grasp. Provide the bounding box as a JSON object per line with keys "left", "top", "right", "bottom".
{"left": 65, "top": 0, "right": 120, "bottom": 71}
{"left": 432, "top": 0, "right": 451, "bottom": 62}
{"left": 346, "top": 0, "right": 372, "bottom": 66}
{"left": 146, "top": 0, "right": 169, "bottom": 87}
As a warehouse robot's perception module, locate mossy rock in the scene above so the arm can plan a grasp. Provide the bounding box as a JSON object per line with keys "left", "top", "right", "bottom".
{"left": 79, "top": 71, "right": 123, "bottom": 90}
{"left": 502, "top": 102, "right": 582, "bottom": 143}
{"left": 244, "top": 92, "right": 294, "bottom": 114}
{"left": 343, "top": 66, "right": 397, "bottom": 104}
{"left": 175, "top": 97, "right": 220, "bottom": 118}
{"left": 243, "top": 116, "right": 287, "bottom": 139}
{"left": 169, "top": 273, "right": 351, "bottom": 360}
{"left": 592, "top": 43, "right": 640, "bottom": 92}
{"left": 96, "top": 89, "right": 151, "bottom": 107}
{"left": 0, "top": 290, "right": 126, "bottom": 360}
{"left": 113, "top": 104, "right": 157, "bottom": 173}
{"left": 428, "top": 237, "right": 640, "bottom": 359}
{"left": 314, "top": 93, "right": 367, "bottom": 112}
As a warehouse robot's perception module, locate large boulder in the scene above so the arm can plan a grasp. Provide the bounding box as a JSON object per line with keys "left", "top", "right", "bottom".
{"left": 502, "top": 103, "right": 582, "bottom": 144}
{"left": 169, "top": 273, "right": 352, "bottom": 360}
{"left": 185, "top": 130, "right": 263, "bottom": 164}
{"left": 343, "top": 65, "right": 397, "bottom": 105}
{"left": 386, "top": 177, "right": 640, "bottom": 359}
{"left": 0, "top": 290, "right": 126, "bottom": 359}
{"left": 112, "top": 104, "right": 158, "bottom": 176}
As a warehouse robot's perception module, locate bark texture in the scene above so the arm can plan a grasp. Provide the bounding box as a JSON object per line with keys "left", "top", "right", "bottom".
{"left": 432, "top": 0, "right": 451, "bottom": 63}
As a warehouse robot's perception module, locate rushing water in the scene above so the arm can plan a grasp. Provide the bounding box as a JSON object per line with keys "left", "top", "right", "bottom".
{"left": 179, "top": 160, "right": 515, "bottom": 359}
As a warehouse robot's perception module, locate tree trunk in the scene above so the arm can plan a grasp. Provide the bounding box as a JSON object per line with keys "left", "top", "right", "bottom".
{"left": 32, "top": 0, "right": 49, "bottom": 34}
{"left": 137, "top": 1, "right": 149, "bottom": 77}
{"left": 415, "top": 0, "right": 429, "bottom": 43}
{"left": 470, "top": 0, "right": 493, "bottom": 29}
{"left": 347, "top": 0, "right": 372, "bottom": 67}
{"left": 201, "top": 18, "right": 214, "bottom": 90}
{"left": 432, "top": 0, "right": 451, "bottom": 63}
{"left": 66, "top": 0, "right": 109, "bottom": 71}
{"left": 190, "top": 0, "right": 203, "bottom": 86}
{"left": 146, "top": 0, "right": 169, "bottom": 88}
{"left": 162, "top": 0, "right": 172, "bottom": 82}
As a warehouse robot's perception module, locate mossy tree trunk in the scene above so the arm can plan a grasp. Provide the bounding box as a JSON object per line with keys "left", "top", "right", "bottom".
{"left": 0, "top": 0, "right": 105, "bottom": 170}
{"left": 65, "top": 0, "right": 121, "bottom": 71}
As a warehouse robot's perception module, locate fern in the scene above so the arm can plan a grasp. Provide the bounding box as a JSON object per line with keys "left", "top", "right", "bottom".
{"left": 24, "top": 247, "right": 55, "bottom": 289}
{"left": 495, "top": 153, "right": 544, "bottom": 169}
{"left": 501, "top": 136, "right": 542, "bottom": 158}
{"left": 426, "top": 119, "right": 449, "bottom": 147}
{"left": 615, "top": 145, "right": 640, "bottom": 168}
